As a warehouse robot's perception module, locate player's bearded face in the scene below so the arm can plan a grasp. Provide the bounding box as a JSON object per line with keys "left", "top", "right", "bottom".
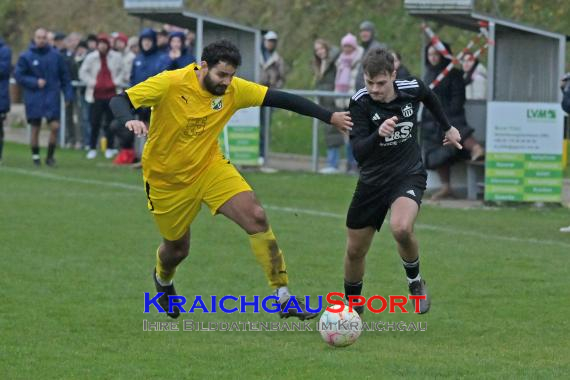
{"left": 365, "top": 71, "right": 396, "bottom": 102}
{"left": 204, "top": 62, "right": 236, "bottom": 96}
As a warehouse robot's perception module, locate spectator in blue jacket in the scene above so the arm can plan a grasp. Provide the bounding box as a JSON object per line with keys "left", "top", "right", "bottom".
{"left": 156, "top": 29, "right": 169, "bottom": 54}
{"left": 160, "top": 31, "right": 195, "bottom": 71}
{"left": 117, "top": 28, "right": 166, "bottom": 166}
{"left": 0, "top": 37, "right": 11, "bottom": 164}
{"left": 15, "top": 28, "right": 73, "bottom": 166}
{"left": 130, "top": 28, "right": 165, "bottom": 86}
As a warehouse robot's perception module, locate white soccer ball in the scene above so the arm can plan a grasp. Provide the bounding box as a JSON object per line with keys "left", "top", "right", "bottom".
{"left": 318, "top": 303, "right": 362, "bottom": 347}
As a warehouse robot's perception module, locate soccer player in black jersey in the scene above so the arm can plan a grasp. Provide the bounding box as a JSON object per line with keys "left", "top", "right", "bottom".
{"left": 343, "top": 48, "right": 462, "bottom": 314}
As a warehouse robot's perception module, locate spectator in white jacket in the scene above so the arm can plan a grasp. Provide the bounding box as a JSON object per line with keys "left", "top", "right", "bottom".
{"left": 79, "top": 33, "right": 124, "bottom": 159}
{"left": 462, "top": 52, "right": 487, "bottom": 100}
{"left": 112, "top": 32, "right": 135, "bottom": 87}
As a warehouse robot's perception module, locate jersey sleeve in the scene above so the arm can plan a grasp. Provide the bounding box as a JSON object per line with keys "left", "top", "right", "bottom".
{"left": 125, "top": 70, "right": 172, "bottom": 109}
{"left": 349, "top": 99, "right": 381, "bottom": 163}
{"left": 234, "top": 77, "right": 268, "bottom": 109}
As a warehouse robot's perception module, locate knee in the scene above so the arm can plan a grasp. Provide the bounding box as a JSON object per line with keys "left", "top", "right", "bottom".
{"left": 166, "top": 240, "right": 190, "bottom": 262}
{"left": 249, "top": 205, "right": 269, "bottom": 232}
{"left": 346, "top": 244, "right": 368, "bottom": 261}
{"left": 390, "top": 220, "right": 413, "bottom": 243}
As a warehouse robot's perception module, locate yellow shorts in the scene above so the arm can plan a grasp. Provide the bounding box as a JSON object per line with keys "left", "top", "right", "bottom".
{"left": 144, "top": 157, "right": 252, "bottom": 241}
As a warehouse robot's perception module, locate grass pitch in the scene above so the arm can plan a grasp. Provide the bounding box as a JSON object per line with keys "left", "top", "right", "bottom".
{"left": 1, "top": 142, "right": 569, "bottom": 379}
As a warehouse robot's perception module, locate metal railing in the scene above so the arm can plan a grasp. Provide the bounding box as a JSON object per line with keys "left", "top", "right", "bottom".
{"left": 11, "top": 78, "right": 353, "bottom": 171}
{"left": 264, "top": 89, "right": 352, "bottom": 172}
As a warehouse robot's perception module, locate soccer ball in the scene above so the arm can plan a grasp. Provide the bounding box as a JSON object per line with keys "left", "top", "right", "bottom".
{"left": 318, "top": 303, "right": 362, "bottom": 347}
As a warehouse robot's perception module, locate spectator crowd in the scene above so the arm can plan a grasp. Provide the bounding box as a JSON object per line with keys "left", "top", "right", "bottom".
{"left": 0, "top": 25, "right": 196, "bottom": 166}
{"left": 3, "top": 19, "right": 568, "bottom": 209}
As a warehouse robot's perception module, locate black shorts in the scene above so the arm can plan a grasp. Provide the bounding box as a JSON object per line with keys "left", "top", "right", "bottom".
{"left": 28, "top": 118, "right": 59, "bottom": 125}
{"left": 346, "top": 174, "right": 427, "bottom": 231}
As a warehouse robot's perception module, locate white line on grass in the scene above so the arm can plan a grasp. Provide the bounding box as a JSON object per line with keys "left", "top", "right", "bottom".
{"left": 3, "top": 167, "right": 141, "bottom": 190}
{"left": 264, "top": 205, "right": 570, "bottom": 249}
{"left": 4, "top": 166, "right": 570, "bottom": 249}
{"left": 264, "top": 205, "right": 344, "bottom": 219}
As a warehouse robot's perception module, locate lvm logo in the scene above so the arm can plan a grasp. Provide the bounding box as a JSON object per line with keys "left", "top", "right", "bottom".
{"left": 527, "top": 108, "right": 556, "bottom": 121}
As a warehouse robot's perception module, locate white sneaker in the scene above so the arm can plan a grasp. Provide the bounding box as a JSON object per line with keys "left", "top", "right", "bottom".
{"left": 560, "top": 226, "right": 570, "bottom": 233}
{"left": 105, "top": 149, "right": 118, "bottom": 159}
{"left": 86, "top": 149, "right": 97, "bottom": 159}
{"left": 318, "top": 166, "right": 340, "bottom": 174}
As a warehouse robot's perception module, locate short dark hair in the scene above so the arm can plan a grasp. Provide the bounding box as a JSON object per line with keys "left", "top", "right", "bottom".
{"left": 201, "top": 39, "right": 242, "bottom": 68}
{"left": 362, "top": 48, "right": 395, "bottom": 78}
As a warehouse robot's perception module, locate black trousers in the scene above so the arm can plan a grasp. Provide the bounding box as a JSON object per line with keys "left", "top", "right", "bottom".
{"left": 111, "top": 107, "right": 151, "bottom": 150}
{"left": 0, "top": 113, "right": 4, "bottom": 159}
{"left": 111, "top": 118, "right": 135, "bottom": 149}
{"left": 89, "top": 99, "right": 115, "bottom": 150}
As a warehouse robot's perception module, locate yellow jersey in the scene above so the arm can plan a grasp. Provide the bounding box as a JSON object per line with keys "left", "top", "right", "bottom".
{"left": 126, "top": 63, "right": 268, "bottom": 188}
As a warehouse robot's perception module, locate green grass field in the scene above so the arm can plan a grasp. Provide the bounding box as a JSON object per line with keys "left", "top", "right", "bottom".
{"left": 1, "top": 142, "right": 570, "bottom": 379}
{"left": 270, "top": 109, "right": 322, "bottom": 155}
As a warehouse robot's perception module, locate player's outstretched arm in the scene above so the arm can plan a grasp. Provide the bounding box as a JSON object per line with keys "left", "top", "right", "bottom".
{"left": 262, "top": 89, "right": 353, "bottom": 134}
{"left": 110, "top": 93, "right": 148, "bottom": 137}
{"left": 421, "top": 84, "right": 462, "bottom": 150}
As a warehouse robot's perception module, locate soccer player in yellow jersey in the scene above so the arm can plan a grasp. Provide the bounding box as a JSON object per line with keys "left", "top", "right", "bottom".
{"left": 110, "top": 40, "right": 352, "bottom": 320}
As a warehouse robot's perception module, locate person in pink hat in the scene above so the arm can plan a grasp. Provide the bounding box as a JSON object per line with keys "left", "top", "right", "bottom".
{"left": 335, "top": 33, "right": 364, "bottom": 173}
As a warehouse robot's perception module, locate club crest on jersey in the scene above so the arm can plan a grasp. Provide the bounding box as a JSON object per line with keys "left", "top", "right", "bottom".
{"left": 401, "top": 103, "right": 413, "bottom": 118}
{"left": 211, "top": 97, "right": 223, "bottom": 111}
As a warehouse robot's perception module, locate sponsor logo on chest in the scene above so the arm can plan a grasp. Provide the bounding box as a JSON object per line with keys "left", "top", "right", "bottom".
{"left": 381, "top": 121, "right": 414, "bottom": 146}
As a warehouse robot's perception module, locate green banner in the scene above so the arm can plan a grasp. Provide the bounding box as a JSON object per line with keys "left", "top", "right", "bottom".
{"left": 485, "top": 153, "right": 563, "bottom": 202}
{"left": 219, "top": 126, "right": 260, "bottom": 166}
{"left": 218, "top": 108, "right": 261, "bottom": 166}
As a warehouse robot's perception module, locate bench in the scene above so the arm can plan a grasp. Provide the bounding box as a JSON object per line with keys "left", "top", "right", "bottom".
{"left": 426, "top": 159, "right": 486, "bottom": 200}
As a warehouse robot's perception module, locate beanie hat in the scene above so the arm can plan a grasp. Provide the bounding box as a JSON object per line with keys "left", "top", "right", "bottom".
{"left": 359, "top": 20, "right": 375, "bottom": 32}
{"left": 114, "top": 32, "right": 128, "bottom": 45}
{"left": 341, "top": 33, "right": 358, "bottom": 48}
{"left": 96, "top": 33, "right": 111, "bottom": 46}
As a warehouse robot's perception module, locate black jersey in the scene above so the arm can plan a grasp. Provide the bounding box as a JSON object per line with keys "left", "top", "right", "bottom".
{"left": 349, "top": 77, "right": 452, "bottom": 186}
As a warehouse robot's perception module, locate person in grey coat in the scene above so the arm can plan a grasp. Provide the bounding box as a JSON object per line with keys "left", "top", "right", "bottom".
{"left": 313, "top": 38, "right": 343, "bottom": 173}
{"left": 354, "top": 20, "right": 387, "bottom": 90}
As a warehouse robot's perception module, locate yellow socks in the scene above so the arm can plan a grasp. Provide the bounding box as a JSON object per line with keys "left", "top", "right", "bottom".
{"left": 155, "top": 228, "right": 288, "bottom": 290}
{"left": 155, "top": 248, "right": 176, "bottom": 285}
{"left": 249, "top": 227, "right": 289, "bottom": 288}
